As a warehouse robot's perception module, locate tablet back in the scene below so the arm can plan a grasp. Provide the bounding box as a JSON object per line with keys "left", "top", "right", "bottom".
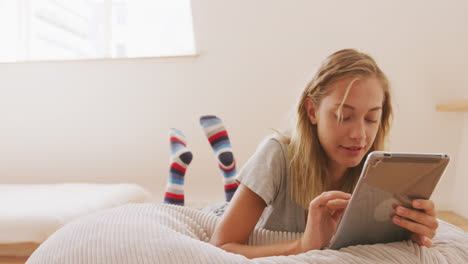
{"left": 328, "top": 152, "right": 450, "bottom": 250}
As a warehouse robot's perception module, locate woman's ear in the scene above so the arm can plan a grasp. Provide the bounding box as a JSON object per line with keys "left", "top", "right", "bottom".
{"left": 304, "top": 98, "right": 318, "bottom": 125}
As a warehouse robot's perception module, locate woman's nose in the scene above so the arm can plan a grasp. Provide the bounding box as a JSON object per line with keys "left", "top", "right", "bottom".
{"left": 349, "top": 120, "right": 366, "bottom": 141}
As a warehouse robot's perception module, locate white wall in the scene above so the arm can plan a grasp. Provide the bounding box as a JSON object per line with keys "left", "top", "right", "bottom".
{"left": 0, "top": 0, "right": 467, "bottom": 212}
{"left": 453, "top": 93, "right": 468, "bottom": 218}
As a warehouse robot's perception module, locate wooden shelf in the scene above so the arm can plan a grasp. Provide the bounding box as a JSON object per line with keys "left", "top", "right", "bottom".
{"left": 436, "top": 99, "right": 468, "bottom": 112}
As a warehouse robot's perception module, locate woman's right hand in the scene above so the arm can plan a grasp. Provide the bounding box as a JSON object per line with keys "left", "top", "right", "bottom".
{"left": 298, "top": 191, "right": 351, "bottom": 252}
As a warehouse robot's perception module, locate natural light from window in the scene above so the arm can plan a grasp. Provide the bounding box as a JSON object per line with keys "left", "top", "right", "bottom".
{"left": 0, "top": 0, "right": 196, "bottom": 62}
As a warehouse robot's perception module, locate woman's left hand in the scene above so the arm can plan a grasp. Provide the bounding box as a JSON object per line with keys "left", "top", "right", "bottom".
{"left": 392, "top": 199, "right": 439, "bottom": 247}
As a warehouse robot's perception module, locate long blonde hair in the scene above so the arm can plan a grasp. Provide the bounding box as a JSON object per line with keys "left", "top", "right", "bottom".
{"left": 286, "top": 49, "right": 393, "bottom": 209}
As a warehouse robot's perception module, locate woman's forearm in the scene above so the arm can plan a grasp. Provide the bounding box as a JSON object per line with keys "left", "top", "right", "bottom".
{"left": 219, "top": 239, "right": 313, "bottom": 259}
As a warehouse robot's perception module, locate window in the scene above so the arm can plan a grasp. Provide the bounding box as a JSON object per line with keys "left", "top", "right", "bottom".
{"left": 0, "top": 0, "right": 196, "bottom": 62}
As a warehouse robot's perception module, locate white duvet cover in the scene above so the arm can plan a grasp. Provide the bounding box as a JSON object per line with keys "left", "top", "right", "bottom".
{"left": 27, "top": 203, "right": 468, "bottom": 264}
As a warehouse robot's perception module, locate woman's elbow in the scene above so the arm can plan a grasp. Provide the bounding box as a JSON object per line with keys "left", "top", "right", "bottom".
{"left": 209, "top": 237, "right": 220, "bottom": 247}
{"left": 209, "top": 233, "right": 244, "bottom": 249}
{"left": 209, "top": 234, "right": 228, "bottom": 248}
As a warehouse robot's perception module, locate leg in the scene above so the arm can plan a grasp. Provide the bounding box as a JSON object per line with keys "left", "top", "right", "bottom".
{"left": 199, "top": 115, "right": 239, "bottom": 201}
{"left": 164, "top": 128, "right": 193, "bottom": 206}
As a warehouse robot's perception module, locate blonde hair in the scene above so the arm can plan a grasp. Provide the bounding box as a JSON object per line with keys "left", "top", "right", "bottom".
{"left": 284, "top": 49, "right": 393, "bottom": 209}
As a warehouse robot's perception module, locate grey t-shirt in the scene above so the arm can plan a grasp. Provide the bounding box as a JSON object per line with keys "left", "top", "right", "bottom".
{"left": 236, "top": 135, "right": 306, "bottom": 233}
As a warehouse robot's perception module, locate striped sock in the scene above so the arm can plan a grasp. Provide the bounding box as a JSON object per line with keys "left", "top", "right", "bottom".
{"left": 199, "top": 115, "right": 239, "bottom": 202}
{"left": 164, "top": 128, "right": 193, "bottom": 206}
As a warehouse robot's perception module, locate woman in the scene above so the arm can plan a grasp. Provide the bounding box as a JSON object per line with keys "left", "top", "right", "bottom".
{"left": 209, "top": 49, "right": 439, "bottom": 258}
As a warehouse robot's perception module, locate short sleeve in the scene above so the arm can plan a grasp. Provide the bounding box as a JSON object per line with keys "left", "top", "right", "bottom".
{"left": 235, "top": 136, "right": 287, "bottom": 206}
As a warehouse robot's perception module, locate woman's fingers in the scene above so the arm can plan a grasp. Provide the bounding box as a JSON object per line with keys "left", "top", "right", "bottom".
{"left": 393, "top": 199, "right": 438, "bottom": 248}
{"left": 410, "top": 233, "right": 433, "bottom": 247}
{"left": 311, "top": 191, "right": 351, "bottom": 209}
{"left": 307, "top": 191, "right": 350, "bottom": 222}
{"left": 413, "top": 199, "right": 436, "bottom": 217}
{"left": 331, "top": 208, "right": 346, "bottom": 222}
{"left": 392, "top": 214, "right": 437, "bottom": 239}
{"left": 326, "top": 199, "right": 349, "bottom": 210}
{"left": 324, "top": 191, "right": 352, "bottom": 200}
{"left": 394, "top": 206, "right": 439, "bottom": 234}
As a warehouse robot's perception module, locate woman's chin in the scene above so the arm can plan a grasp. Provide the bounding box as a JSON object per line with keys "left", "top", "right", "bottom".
{"left": 342, "top": 157, "right": 364, "bottom": 168}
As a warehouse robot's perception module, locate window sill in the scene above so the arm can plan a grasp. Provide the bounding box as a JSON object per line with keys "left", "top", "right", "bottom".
{"left": 0, "top": 53, "right": 201, "bottom": 64}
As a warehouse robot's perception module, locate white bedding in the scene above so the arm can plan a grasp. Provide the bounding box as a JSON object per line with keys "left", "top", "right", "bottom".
{"left": 27, "top": 203, "right": 468, "bottom": 264}
{"left": 0, "top": 183, "right": 151, "bottom": 244}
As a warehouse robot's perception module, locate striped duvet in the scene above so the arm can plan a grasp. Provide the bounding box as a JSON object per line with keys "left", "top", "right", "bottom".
{"left": 27, "top": 203, "right": 468, "bottom": 264}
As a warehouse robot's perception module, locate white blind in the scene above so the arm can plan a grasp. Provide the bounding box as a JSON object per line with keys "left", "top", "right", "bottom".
{"left": 0, "top": 0, "right": 196, "bottom": 62}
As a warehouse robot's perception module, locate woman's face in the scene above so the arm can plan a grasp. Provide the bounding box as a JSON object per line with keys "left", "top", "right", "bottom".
{"left": 307, "top": 75, "right": 384, "bottom": 172}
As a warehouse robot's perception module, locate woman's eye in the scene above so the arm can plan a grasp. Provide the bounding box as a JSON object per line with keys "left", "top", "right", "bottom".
{"left": 366, "top": 119, "right": 378, "bottom": 123}
{"left": 335, "top": 114, "right": 351, "bottom": 121}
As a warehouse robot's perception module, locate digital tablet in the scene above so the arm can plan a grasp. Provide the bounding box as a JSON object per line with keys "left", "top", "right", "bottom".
{"left": 328, "top": 151, "right": 450, "bottom": 250}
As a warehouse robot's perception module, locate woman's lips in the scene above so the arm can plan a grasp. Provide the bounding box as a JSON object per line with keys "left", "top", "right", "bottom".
{"left": 340, "top": 146, "right": 364, "bottom": 155}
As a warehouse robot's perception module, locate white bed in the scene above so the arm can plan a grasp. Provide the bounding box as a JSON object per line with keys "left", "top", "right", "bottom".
{"left": 26, "top": 203, "right": 468, "bottom": 264}
{"left": 0, "top": 183, "right": 152, "bottom": 259}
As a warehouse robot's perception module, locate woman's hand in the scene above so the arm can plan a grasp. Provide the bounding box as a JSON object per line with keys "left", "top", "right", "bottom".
{"left": 298, "top": 191, "right": 351, "bottom": 252}
{"left": 392, "top": 199, "right": 439, "bottom": 247}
